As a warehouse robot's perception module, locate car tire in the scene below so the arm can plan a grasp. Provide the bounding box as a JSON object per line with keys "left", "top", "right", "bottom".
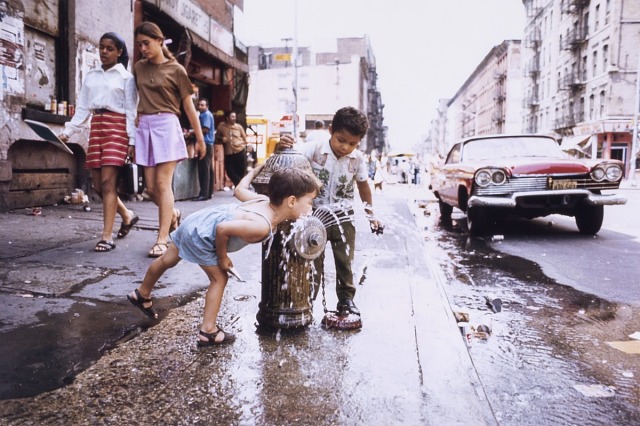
{"left": 575, "top": 204, "right": 604, "bottom": 235}
{"left": 438, "top": 199, "right": 453, "bottom": 221}
{"left": 466, "top": 207, "right": 487, "bottom": 236}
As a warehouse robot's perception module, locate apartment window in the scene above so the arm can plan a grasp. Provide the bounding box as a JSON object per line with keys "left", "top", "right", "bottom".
{"left": 582, "top": 56, "right": 588, "bottom": 80}
{"left": 589, "top": 94, "right": 595, "bottom": 120}
{"left": 599, "top": 90, "right": 606, "bottom": 117}
{"left": 595, "top": 5, "right": 600, "bottom": 31}
{"left": 603, "top": 45, "right": 608, "bottom": 71}
{"left": 592, "top": 51, "right": 598, "bottom": 76}
{"left": 605, "top": 0, "right": 610, "bottom": 24}
{"left": 584, "top": 13, "right": 590, "bottom": 37}
{"left": 580, "top": 97, "right": 585, "bottom": 121}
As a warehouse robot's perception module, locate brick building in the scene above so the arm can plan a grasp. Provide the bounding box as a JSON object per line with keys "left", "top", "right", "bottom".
{"left": 0, "top": 0, "right": 248, "bottom": 211}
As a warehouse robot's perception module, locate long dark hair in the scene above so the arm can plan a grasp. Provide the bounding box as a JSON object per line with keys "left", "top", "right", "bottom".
{"left": 100, "top": 32, "right": 129, "bottom": 69}
{"left": 134, "top": 22, "right": 175, "bottom": 61}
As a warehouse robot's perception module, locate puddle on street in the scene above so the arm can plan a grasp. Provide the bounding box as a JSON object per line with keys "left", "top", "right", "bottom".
{"left": 417, "top": 202, "right": 640, "bottom": 425}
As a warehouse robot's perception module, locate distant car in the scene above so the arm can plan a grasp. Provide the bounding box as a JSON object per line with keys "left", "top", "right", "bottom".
{"left": 429, "top": 134, "right": 627, "bottom": 235}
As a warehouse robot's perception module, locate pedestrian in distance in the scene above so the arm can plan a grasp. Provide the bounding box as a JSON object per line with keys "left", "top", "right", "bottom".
{"left": 278, "top": 106, "right": 384, "bottom": 317}
{"left": 194, "top": 98, "right": 215, "bottom": 201}
{"left": 133, "top": 22, "right": 206, "bottom": 258}
{"left": 59, "top": 32, "right": 138, "bottom": 253}
{"left": 304, "top": 119, "right": 330, "bottom": 144}
{"left": 127, "top": 165, "right": 321, "bottom": 346}
{"left": 215, "top": 110, "right": 247, "bottom": 188}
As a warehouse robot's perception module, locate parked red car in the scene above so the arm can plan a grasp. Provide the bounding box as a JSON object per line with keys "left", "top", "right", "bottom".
{"left": 429, "top": 134, "right": 627, "bottom": 235}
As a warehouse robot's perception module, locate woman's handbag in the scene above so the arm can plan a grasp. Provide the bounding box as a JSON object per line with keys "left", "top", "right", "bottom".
{"left": 118, "top": 158, "right": 144, "bottom": 195}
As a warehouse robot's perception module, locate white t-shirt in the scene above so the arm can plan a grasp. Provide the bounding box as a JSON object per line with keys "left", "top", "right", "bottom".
{"left": 299, "top": 139, "right": 368, "bottom": 209}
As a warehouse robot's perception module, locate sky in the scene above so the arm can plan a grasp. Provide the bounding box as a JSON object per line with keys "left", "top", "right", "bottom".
{"left": 235, "top": 0, "right": 526, "bottom": 153}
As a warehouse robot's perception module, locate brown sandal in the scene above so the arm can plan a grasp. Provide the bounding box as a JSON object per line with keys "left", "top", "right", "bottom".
{"left": 127, "top": 289, "right": 158, "bottom": 320}
{"left": 148, "top": 242, "right": 169, "bottom": 258}
{"left": 197, "top": 327, "right": 236, "bottom": 347}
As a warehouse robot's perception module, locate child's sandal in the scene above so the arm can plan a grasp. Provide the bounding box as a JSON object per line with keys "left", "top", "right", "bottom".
{"left": 127, "top": 289, "right": 158, "bottom": 320}
{"left": 197, "top": 327, "right": 236, "bottom": 347}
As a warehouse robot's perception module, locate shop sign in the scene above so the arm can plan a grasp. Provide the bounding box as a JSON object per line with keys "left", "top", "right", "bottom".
{"left": 210, "top": 19, "right": 234, "bottom": 57}
{"left": 158, "top": 0, "right": 210, "bottom": 41}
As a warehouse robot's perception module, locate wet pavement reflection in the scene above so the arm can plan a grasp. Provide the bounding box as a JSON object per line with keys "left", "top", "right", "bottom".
{"left": 417, "top": 200, "right": 640, "bottom": 425}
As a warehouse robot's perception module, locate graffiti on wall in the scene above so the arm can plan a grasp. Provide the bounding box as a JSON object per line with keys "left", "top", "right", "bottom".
{"left": 0, "top": 13, "right": 25, "bottom": 96}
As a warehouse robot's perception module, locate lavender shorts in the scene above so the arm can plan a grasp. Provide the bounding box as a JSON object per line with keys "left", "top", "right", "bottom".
{"left": 135, "top": 113, "right": 187, "bottom": 166}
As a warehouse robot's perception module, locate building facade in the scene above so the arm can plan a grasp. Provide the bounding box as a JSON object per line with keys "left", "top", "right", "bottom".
{"left": 444, "top": 40, "right": 523, "bottom": 153}
{"left": 0, "top": 0, "right": 248, "bottom": 211}
{"left": 522, "top": 0, "right": 640, "bottom": 176}
{"left": 246, "top": 36, "right": 387, "bottom": 154}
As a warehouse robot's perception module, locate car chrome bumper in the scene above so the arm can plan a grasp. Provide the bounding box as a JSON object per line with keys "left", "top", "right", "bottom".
{"left": 468, "top": 189, "right": 628, "bottom": 208}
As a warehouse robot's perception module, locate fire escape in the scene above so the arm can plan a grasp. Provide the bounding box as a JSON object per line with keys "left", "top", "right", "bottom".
{"left": 492, "top": 70, "right": 507, "bottom": 134}
{"left": 522, "top": 0, "right": 544, "bottom": 133}
{"left": 555, "top": 0, "right": 589, "bottom": 134}
{"left": 366, "top": 65, "right": 386, "bottom": 154}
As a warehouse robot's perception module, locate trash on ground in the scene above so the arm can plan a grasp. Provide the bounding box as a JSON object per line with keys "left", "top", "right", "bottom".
{"left": 64, "top": 189, "right": 88, "bottom": 204}
{"left": 628, "top": 331, "right": 640, "bottom": 340}
{"left": 573, "top": 383, "right": 616, "bottom": 398}
{"left": 484, "top": 295, "right": 503, "bottom": 313}
{"left": 453, "top": 311, "right": 470, "bottom": 323}
{"left": 606, "top": 340, "right": 640, "bottom": 354}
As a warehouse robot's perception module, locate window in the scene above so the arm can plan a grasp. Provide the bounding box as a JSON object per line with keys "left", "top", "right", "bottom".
{"left": 592, "top": 51, "right": 598, "bottom": 76}
{"left": 595, "top": 5, "right": 600, "bottom": 31}
{"left": 603, "top": 44, "right": 608, "bottom": 71}
{"left": 589, "top": 94, "right": 595, "bottom": 120}
{"left": 584, "top": 12, "right": 590, "bottom": 37}
{"left": 599, "top": 90, "right": 606, "bottom": 117}
{"left": 582, "top": 56, "right": 588, "bottom": 80}
{"left": 605, "top": 0, "right": 610, "bottom": 25}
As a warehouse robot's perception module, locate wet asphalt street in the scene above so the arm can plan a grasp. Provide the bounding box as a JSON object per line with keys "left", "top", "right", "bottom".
{"left": 0, "top": 184, "right": 494, "bottom": 425}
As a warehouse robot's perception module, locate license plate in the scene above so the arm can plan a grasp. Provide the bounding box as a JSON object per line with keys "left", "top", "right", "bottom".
{"left": 551, "top": 179, "right": 577, "bottom": 190}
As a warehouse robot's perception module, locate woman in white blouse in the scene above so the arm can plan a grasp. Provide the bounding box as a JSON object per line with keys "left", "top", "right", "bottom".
{"left": 59, "top": 32, "right": 138, "bottom": 252}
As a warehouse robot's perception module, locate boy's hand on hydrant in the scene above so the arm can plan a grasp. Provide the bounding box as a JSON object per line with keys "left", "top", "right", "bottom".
{"left": 277, "top": 134, "right": 296, "bottom": 149}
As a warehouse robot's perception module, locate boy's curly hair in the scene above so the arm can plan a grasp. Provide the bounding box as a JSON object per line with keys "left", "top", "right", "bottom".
{"left": 331, "top": 107, "right": 368, "bottom": 138}
{"left": 268, "top": 168, "right": 322, "bottom": 206}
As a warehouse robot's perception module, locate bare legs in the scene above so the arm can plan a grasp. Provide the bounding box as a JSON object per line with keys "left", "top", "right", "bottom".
{"left": 90, "top": 166, "right": 135, "bottom": 243}
{"left": 129, "top": 244, "right": 230, "bottom": 344}
{"left": 199, "top": 265, "right": 229, "bottom": 342}
{"left": 143, "top": 161, "right": 179, "bottom": 250}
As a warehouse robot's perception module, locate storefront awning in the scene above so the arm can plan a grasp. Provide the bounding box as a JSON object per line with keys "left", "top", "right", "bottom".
{"left": 561, "top": 134, "right": 591, "bottom": 152}
{"left": 190, "top": 31, "right": 248, "bottom": 73}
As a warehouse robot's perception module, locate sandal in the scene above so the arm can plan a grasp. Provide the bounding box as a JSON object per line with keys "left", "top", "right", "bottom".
{"left": 95, "top": 240, "right": 116, "bottom": 252}
{"left": 127, "top": 289, "right": 158, "bottom": 320}
{"left": 148, "top": 242, "right": 169, "bottom": 258}
{"left": 197, "top": 327, "right": 236, "bottom": 347}
{"left": 117, "top": 214, "right": 139, "bottom": 239}
{"left": 169, "top": 209, "right": 182, "bottom": 233}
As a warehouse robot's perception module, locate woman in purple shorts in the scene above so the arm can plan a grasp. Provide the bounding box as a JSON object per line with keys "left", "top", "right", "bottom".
{"left": 133, "top": 22, "right": 206, "bottom": 258}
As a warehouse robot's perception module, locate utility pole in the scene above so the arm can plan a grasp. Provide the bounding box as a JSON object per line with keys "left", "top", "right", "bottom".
{"left": 292, "top": 1, "right": 298, "bottom": 139}
{"left": 629, "top": 53, "right": 640, "bottom": 186}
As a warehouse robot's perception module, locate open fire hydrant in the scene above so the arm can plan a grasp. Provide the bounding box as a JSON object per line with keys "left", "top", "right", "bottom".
{"left": 251, "top": 146, "right": 327, "bottom": 330}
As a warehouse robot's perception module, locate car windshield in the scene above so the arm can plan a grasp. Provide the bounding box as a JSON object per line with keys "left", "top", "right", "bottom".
{"left": 462, "top": 136, "right": 564, "bottom": 161}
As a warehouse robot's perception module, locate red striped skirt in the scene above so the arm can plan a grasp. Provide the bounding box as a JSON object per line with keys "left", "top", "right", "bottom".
{"left": 86, "top": 111, "right": 128, "bottom": 169}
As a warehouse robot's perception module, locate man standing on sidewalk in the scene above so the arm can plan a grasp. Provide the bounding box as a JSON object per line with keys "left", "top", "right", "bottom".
{"left": 194, "top": 98, "right": 215, "bottom": 201}
{"left": 216, "top": 110, "right": 247, "bottom": 188}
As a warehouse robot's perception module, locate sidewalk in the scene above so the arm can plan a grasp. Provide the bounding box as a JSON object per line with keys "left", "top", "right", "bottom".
{"left": 0, "top": 185, "right": 496, "bottom": 425}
